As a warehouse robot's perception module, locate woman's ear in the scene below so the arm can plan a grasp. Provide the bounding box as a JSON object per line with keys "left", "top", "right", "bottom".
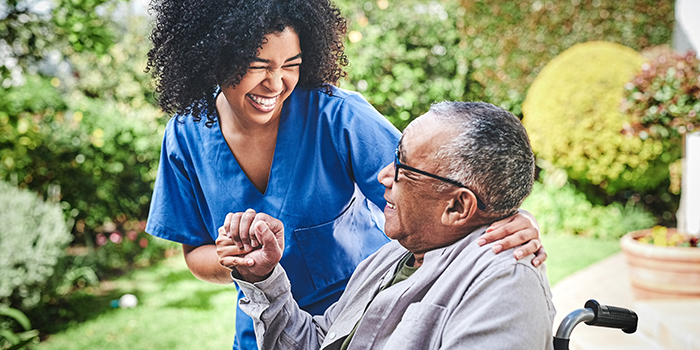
{"left": 441, "top": 189, "right": 477, "bottom": 226}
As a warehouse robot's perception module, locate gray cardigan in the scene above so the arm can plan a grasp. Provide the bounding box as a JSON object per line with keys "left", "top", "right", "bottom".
{"left": 236, "top": 226, "right": 556, "bottom": 350}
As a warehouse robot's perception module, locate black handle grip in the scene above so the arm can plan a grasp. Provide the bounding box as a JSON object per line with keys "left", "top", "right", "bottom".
{"left": 553, "top": 337, "right": 570, "bottom": 350}
{"left": 583, "top": 299, "right": 638, "bottom": 334}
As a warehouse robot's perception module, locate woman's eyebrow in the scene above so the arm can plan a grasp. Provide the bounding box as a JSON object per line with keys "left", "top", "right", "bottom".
{"left": 285, "top": 53, "right": 303, "bottom": 62}
{"left": 252, "top": 53, "right": 303, "bottom": 64}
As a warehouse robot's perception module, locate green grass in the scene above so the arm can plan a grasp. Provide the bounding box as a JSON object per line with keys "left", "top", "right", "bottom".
{"left": 35, "top": 257, "right": 238, "bottom": 350}
{"left": 541, "top": 234, "right": 621, "bottom": 286}
{"left": 34, "top": 235, "right": 621, "bottom": 349}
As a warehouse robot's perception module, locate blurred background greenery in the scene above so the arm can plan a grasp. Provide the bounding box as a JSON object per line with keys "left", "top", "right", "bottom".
{"left": 1, "top": 0, "right": 697, "bottom": 349}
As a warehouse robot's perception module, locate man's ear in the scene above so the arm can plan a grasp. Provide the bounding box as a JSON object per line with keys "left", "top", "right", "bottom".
{"left": 441, "top": 189, "right": 478, "bottom": 226}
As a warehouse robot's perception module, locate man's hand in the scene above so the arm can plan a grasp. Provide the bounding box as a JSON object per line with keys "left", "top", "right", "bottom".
{"left": 216, "top": 210, "right": 285, "bottom": 283}
{"left": 223, "top": 208, "right": 263, "bottom": 251}
{"left": 478, "top": 210, "right": 547, "bottom": 267}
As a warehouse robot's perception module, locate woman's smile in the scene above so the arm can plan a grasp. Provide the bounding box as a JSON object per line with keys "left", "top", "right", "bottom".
{"left": 247, "top": 93, "right": 279, "bottom": 112}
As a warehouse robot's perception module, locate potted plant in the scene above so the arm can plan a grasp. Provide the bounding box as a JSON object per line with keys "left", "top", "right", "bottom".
{"left": 619, "top": 47, "right": 700, "bottom": 299}
{"left": 620, "top": 226, "right": 700, "bottom": 298}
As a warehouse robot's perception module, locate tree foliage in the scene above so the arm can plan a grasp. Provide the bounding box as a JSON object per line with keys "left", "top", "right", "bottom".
{"left": 336, "top": 0, "right": 674, "bottom": 128}
{"left": 0, "top": 0, "right": 115, "bottom": 88}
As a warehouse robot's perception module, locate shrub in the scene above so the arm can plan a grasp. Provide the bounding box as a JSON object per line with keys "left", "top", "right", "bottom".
{"left": 0, "top": 77, "right": 164, "bottom": 248}
{"left": 521, "top": 41, "right": 675, "bottom": 196}
{"left": 521, "top": 167, "right": 656, "bottom": 239}
{"left": 623, "top": 47, "right": 700, "bottom": 139}
{"left": 87, "top": 220, "right": 180, "bottom": 276}
{"left": 0, "top": 14, "right": 165, "bottom": 250}
{"left": 621, "top": 47, "right": 700, "bottom": 195}
{"left": 613, "top": 47, "right": 700, "bottom": 223}
{"left": 0, "top": 181, "right": 72, "bottom": 309}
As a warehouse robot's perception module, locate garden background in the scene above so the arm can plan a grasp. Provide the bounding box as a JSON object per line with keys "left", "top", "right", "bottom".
{"left": 0, "top": 0, "right": 695, "bottom": 349}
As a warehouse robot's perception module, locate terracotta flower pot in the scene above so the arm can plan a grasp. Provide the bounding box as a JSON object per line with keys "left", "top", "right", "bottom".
{"left": 620, "top": 228, "right": 700, "bottom": 299}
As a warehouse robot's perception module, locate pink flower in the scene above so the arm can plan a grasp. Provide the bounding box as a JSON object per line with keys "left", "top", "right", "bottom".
{"left": 126, "top": 230, "right": 137, "bottom": 241}
{"left": 96, "top": 233, "right": 107, "bottom": 246}
{"left": 139, "top": 238, "right": 149, "bottom": 248}
{"left": 110, "top": 232, "right": 122, "bottom": 244}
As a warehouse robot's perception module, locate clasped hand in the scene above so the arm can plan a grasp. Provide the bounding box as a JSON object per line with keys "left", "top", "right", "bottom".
{"left": 216, "top": 209, "right": 285, "bottom": 283}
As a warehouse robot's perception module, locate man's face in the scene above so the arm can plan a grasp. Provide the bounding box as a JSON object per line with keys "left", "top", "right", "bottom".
{"left": 378, "top": 112, "right": 459, "bottom": 254}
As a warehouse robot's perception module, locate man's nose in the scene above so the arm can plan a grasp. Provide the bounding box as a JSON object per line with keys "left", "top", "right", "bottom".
{"left": 378, "top": 163, "right": 394, "bottom": 188}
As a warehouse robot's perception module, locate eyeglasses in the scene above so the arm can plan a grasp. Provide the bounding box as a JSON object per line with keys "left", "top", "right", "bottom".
{"left": 394, "top": 148, "right": 486, "bottom": 210}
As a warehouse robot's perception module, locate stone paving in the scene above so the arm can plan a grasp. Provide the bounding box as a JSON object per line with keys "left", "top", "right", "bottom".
{"left": 551, "top": 252, "right": 700, "bottom": 350}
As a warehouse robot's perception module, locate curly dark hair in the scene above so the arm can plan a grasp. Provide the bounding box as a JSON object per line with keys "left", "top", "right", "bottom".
{"left": 146, "top": 0, "right": 348, "bottom": 126}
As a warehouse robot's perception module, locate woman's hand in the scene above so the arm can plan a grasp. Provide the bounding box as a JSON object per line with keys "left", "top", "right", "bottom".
{"left": 478, "top": 210, "right": 547, "bottom": 267}
{"left": 216, "top": 210, "right": 285, "bottom": 283}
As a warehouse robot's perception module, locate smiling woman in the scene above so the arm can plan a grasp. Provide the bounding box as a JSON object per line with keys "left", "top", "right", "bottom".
{"left": 144, "top": 2, "right": 403, "bottom": 348}
{"left": 217, "top": 28, "right": 303, "bottom": 193}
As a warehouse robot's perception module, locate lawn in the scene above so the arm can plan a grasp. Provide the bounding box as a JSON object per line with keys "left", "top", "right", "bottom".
{"left": 35, "top": 257, "right": 238, "bottom": 350}
{"left": 540, "top": 234, "right": 621, "bottom": 285}
{"left": 34, "top": 234, "right": 621, "bottom": 350}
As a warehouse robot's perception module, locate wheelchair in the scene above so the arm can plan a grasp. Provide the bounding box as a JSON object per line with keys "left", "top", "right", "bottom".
{"left": 553, "top": 299, "right": 638, "bottom": 350}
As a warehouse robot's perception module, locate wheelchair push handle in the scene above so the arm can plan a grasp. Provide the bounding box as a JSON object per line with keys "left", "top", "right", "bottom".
{"left": 553, "top": 299, "right": 638, "bottom": 350}
{"left": 583, "top": 299, "right": 638, "bottom": 333}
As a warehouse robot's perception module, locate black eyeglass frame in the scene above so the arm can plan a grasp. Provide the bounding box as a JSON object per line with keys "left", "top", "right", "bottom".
{"left": 394, "top": 149, "right": 486, "bottom": 210}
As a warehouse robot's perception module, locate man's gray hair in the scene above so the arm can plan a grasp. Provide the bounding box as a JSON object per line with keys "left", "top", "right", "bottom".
{"left": 431, "top": 101, "right": 535, "bottom": 219}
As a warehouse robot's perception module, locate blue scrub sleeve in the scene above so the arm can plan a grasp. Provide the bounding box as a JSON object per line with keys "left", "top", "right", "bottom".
{"left": 331, "top": 93, "right": 401, "bottom": 209}
{"left": 146, "top": 121, "right": 213, "bottom": 246}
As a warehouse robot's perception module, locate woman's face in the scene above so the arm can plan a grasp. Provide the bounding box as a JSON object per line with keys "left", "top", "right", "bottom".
{"left": 221, "top": 27, "right": 302, "bottom": 126}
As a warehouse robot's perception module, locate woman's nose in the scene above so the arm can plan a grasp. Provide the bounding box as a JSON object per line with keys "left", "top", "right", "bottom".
{"left": 263, "top": 69, "right": 284, "bottom": 91}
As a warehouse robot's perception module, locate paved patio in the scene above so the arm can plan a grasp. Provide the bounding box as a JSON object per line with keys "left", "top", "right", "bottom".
{"left": 551, "top": 252, "right": 700, "bottom": 350}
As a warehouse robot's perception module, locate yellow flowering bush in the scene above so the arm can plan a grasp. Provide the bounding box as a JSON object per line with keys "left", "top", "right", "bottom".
{"left": 523, "top": 41, "right": 673, "bottom": 195}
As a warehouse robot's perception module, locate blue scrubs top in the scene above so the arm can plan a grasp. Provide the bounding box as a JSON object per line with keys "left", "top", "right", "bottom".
{"left": 146, "top": 86, "right": 400, "bottom": 349}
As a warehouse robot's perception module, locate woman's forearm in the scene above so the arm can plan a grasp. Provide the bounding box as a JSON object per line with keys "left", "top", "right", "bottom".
{"left": 183, "top": 244, "right": 235, "bottom": 284}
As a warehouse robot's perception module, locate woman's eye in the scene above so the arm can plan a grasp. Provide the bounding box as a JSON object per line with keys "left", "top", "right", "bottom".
{"left": 283, "top": 63, "right": 301, "bottom": 69}
{"left": 248, "top": 66, "right": 266, "bottom": 70}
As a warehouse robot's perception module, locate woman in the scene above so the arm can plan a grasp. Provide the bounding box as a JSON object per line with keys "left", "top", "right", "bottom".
{"left": 144, "top": 0, "right": 545, "bottom": 348}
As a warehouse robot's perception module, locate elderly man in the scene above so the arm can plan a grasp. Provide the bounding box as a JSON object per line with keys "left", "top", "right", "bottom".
{"left": 218, "top": 101, "right": 555, "bottom": 350}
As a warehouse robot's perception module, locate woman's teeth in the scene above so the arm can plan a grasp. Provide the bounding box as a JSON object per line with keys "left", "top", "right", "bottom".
{"left": 249, "top": 94, "right": 277, "bottom": 106}
{"left": 387, "top": 202, "right": 396, "bottom": 209}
